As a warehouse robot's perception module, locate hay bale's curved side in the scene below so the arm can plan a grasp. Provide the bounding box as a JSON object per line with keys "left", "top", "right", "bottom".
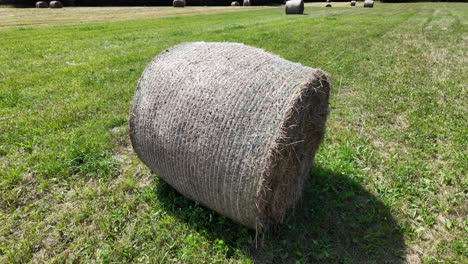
{"left": 243, "top": 0, "right": 251, "bottom": 6}
{"left": 36, "top": 1, "right": 48, "bottom": 8}
{"left": 364, "top": 0, "right": 374, "bottom": 8}
{"left": 49, "top": 1, "right": 63, "bottom": 8}
{"left": 173, "top": 0, "right": 186, "bottom": 7}
{"left": 285, "top": 0, "right": 304, "bottom": 15}
{"left": 130, "top": 42, "right": 331, "bottom": 231}
{"left": 351, "top": 1, "right": 356, "bottom": 6}
{"left": 231, "top": 1, "right": 240, "bottom": 6}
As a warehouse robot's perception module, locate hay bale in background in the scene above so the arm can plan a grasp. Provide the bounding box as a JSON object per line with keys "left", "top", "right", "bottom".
{"left": 130, "top": 42, "right": 331, "bottom": 231}
{"left": 364, "top": 0, "right": 374, "bottom": 8}
{"left": 285, "top": 0, "right": 304, "bottom": 15}
{"left": 173, "top": 0, "right": 185, "bottom": 7}
{"left": 351, "top": 0, "right": 356, "bottom": 6}
{"left": 49, "top": 1, "right": 63, "bottom": 8}
{"left": 35, "top": 1, "right": 48, "bottom": 8}
{"left": 325, "top": 3, "right": 332, "bottom": 7}
{"left": 243, "top": 0, "right": 251, "bottom": 6}
{"left": 231, "top": 1, "right": 240, "bottom": 6}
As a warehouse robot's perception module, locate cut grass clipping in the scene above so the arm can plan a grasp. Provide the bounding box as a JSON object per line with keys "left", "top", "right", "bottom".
{"left": 130, "top": 42, "right": 331, "bottom": 232}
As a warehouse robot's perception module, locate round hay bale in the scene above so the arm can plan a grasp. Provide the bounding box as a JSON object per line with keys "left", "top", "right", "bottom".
{"left": 364, "top": 0, "right": 374, "bottom": 8}
{"left": 49, "top": 1, "right": 63, "bottom": 8}
{"left": 351, "top": 1, "right": 356, "bottom": 7}
{"left": 285, "top": 0, "right": 304, "bottom": 15}
{"left": 231, "top": 1, "right": 240, "bottom": 6}
{"left": 243, "top": 0, "right": 251, "bottom": 6}
{"left": 173, "top": 0, "right": 186, "bottom": 7}
{"left": 325, "top": 3, "right": 332, "bottom": 7}
{"left": 130, "top": 42, "right": 331, "bottom": 231}
{"left": 35, "top": 1, "right": 48, "bottom": 8}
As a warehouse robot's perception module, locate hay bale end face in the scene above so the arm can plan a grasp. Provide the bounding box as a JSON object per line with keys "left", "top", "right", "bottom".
{"left": 351, "top": 1, "right": 356, "bottom": 7}
{"left": 243, "top": 0, "right": 251, "bottom": 6}
{"left": 231, "top": 1, "right": 240, "bottom": 6}
{"left": 49, "top": 1, "right": 63, "bottom": 8}
{"left": 35, "top": 1, "right": 48, "bottom": 8}
{"left": 173, "top": 0, "right": 186, "bottom": 7}
{"left": 285, "top": 0, "right": 304, "bottom": 15}
{"left": 130, "top": 42, "right": 331, "bottom": 231}
{"left": 364, "top": 0, "right": 374, "bottom": 8}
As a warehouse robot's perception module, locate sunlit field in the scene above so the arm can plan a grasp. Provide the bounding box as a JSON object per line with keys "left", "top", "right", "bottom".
{"left": 0, "top": 2, "right": 466, "bottom": 263}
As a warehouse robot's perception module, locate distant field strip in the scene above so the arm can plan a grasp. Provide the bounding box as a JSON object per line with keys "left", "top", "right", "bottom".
{"left": 0, "top": 6, "right": 269, "bottom": 28}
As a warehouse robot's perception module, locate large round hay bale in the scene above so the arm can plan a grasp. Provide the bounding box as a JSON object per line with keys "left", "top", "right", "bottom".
{"left": 351, "top": 1, "right": 356, "bottom": 7}
{"left": 49, "top": 1, "right": 63, "bottom": 8}
{"left": 325, "top": 3, "right": 332, "bottom": 7}
{"left": 173, "top": 0, "right": 185, "bottom": 7}
{"left": 130, "top": 42, "right": 331, "bottom": 231}
{"left": 285, "top": 0, "right": 304, "bottom": 15}
{"left": 231, "top": 1, "right": 240, "bottom": 6}
{"left": 364, "top": 0, "right": 374, "bottom": 8}
{"left": 243, "top": 0, "right": 251, "bottom": 6}
{"left": 35, "top": 1, "right": 48, "bottom": 8}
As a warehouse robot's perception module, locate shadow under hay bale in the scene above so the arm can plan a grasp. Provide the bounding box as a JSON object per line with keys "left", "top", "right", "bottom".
{"left": 285, "top": 0, "right": 304, "bottom": 15}
{"left": 364, "top": 0, "right": 374, "bottom": 8}
{"left": 130, "top": 42, "right": 331, "bottom": 232}
{"left": 49, "top": 1, "right": 63, "bottom": 8}
{"left": 173, "top": 0, "right": 186, "bottom": 7}
{"left": 243, "top": 0, "right": 251, "bottom": 6}
{"left": 351, "top": 0, "right": 356, "bottom": 6}
{"left": 154, "top": 166, "right": 406, "bottom": 262}
{"left": 231, "top": 1, "right": 240, "bottom": 6}
{"left": 35, "top": 1, "right": 48, "bottom": 8}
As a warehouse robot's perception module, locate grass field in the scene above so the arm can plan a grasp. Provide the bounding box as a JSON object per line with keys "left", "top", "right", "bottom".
{"left": 0, "top": 2, "right": 467, "bottom": 263}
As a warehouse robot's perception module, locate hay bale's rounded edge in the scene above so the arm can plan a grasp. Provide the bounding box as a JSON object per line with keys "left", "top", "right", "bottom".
{"left": 35, "top": 1, "right": 48, "bottom": 8}
{"left": 255, "top": 70, "right": 330, "bottom": 231}
{"left": 285, "top": 0, "right": 304, "bottom": 15}
{"left": 364, "top": 0, "right": 374, "bottom": 8}
{"left": 173, "top": 0, "right": 186, "bottom": 7}
{"left": 49, "top": 1, "right": 63, "bottom": 8}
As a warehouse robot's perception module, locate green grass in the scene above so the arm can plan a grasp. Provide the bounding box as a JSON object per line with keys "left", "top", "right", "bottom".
{"left": 1, "top": 3, "right": 467, "bottom": 263}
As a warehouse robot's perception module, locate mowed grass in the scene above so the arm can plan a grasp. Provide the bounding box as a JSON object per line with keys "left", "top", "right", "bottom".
{"left": 0, "top": 3, "right": 466, "bottom": 263}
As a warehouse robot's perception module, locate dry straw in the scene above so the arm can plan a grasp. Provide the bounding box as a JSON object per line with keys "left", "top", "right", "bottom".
{"left": 35, "top": 1, "right": 48, "bottom": 8}
{"left": 364, "top": 0, "right": 374, "bottom": 8}
{"left": 173, "top": 0, "right": 185, "bottom": 7}
{"left": 285, "top": 0, "right": 304, "bottom": 15}
{"left": 130, "top": 42, "right": 331, "bottom": 231}
{"left": 49, "top": 1, "right": 63, "bottom": 8}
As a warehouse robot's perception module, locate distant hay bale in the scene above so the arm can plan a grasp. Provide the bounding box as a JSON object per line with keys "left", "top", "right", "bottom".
{"left": 351, "top": 1, "right": 356, "bottom": 6}
{"left": 130, "top": 42, "right": 331, "bottom": 231}
{"left": 364, "top": 0, "right": 374, "bottom": 8}
{"left": 285, "top": 0, "right": 304, "bottom": 15}
{"left": 326, "top": 3, "right": 332, "bottom": 7}
{"left": 243, "top": 0, "right": 251, "bottom": 6}
{"left": 49, "top": 1, "right": 63, "bottom": 8}
{"left": 35, "top": 1, "right": 48, "bottom": 8}
{"left": 231, "top": 1, "right": 240, "bottom": 6}
{"left": 173, "top": 0, "right": 186, "bottom": 7}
